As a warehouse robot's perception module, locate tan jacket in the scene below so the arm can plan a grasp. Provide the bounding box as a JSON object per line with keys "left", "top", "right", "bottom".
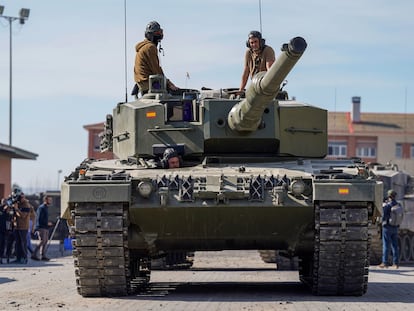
{"left": 244, "top": 45, "right": 275, "bottom": 78}
{"left": 134, "top": 39, "right": 164, "bottom": 92}
{"left": 15, "top": 199, "right": 36, "bottom": 231}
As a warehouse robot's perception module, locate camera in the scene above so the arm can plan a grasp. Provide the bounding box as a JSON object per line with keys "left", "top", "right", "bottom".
{"left": 5, "top": 188, "right": 22, "bottom": 207}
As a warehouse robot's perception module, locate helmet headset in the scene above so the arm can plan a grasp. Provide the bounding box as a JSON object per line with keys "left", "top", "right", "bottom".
{"left": 246, "top": 30, "right": 266, "bottom": 49}
{"left": 145, "top": 21, "right": 164, "bottom": 43}
{"left": 161, "top": 148, "right": 181, "bottom": 169}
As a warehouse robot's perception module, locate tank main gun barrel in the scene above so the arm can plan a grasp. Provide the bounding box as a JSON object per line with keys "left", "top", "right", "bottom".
{"left": 228, "top": 36, "right": 307, "bottom": 132}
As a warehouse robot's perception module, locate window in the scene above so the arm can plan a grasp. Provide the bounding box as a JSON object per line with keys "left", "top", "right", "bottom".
{"left": 93, "top": 134, "right": 101, "bottom": 152}
{"left": 164, "top": 95, "right": 198, "bottom": 122}
{"left": 328, "top": 142, "right": 347, "bottom": 157}
{"left": 395, "top": 143, "right": 402, "bottom": 158}
{"left": 356, "top": 143, "right": 376, "bottom": 158}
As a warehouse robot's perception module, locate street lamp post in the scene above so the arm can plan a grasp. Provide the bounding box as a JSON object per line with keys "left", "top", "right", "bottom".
{"left": 0, "top": 6, "right": 30, "bottom": 146}
{"left": 57, "top": 169, "right": 63, "bottom": 190}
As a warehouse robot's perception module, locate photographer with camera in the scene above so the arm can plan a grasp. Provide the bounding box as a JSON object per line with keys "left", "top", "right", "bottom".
{"left": 1, "top": 198, "right": 10, "bottom": 264}
{"left": 11, "top": 193, "right": 36, "bottom": 264}
{"left": 0, "top": 197, "right": 17, "bottom": 264}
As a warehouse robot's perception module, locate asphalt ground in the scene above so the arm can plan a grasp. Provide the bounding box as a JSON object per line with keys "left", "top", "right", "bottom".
{"left": 0, "top": 242, "right": 413, "bottom": 311}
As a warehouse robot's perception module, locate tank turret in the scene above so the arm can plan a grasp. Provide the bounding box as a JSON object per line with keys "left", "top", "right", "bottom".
{"left": 228, "top": 36, "right": 307, "bottom": 132}
{"left": 104, "top": 36, "right": 326, "bottom": 161}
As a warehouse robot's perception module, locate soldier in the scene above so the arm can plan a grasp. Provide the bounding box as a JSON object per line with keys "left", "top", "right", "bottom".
{"left": 133, "top": 21, "right": 178, "bottom": 96}
{"left": 160, "top": 148, "right": 181, "bottom": 169}
{"left": 239, "top": 30, "right": 275, "bottom": 92}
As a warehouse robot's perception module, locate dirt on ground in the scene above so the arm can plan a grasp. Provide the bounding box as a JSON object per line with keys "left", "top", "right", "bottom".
{"left": 1, "top": 242, "right": 414, "bottom": 311}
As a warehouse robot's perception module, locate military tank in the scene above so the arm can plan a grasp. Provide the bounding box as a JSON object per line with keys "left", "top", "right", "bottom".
{"left": 61, "top": 36, "right": 383, "bottom": 297}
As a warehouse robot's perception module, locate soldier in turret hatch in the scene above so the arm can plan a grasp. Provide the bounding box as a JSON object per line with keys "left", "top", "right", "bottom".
{"left": 133, "top": 21, "right": 178, "bottom": 96}
{"left": 239, "top": 30, "right": 275, "bottom": 92}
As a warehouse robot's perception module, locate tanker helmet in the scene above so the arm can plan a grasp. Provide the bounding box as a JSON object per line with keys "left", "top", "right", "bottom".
{"left": 246, "top": 30, "right": 265, "bottom": 49}
{"left": 161, "top": 148, "right": 179, "bottom": 168}
{"left": 145, "top": 21, "right": 164, "bottom": 42}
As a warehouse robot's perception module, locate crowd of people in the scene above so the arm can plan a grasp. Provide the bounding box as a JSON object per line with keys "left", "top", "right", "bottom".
{"left": 0, "top": 192, "right": 50, "bottom": 264}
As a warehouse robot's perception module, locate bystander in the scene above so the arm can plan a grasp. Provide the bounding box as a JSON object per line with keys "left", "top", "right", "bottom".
{"left": 12, "top": 193, "right": 36, "bottom": 264}
{"left": 32, "top": 195, "right": 52, "bottom": 261}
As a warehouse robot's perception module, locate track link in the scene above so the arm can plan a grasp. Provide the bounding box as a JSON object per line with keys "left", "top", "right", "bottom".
{"left": 258, "top": 250, "right": 298, "bottom": 270}
{"left": 309, "top": 202, "right": 369, "bottom": 296}
{"left": 151, "top": 251, "right": 194, "bottom": 270}
{"left": 73, "top": 202, "right": 131, "bottom": 297}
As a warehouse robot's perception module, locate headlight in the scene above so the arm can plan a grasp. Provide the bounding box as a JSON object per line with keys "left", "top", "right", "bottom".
{"left": 137, "top": 181, "right": 153, "bottom": 198}
{"left": 291, "top": 179, "right": 305, "bottom": 196}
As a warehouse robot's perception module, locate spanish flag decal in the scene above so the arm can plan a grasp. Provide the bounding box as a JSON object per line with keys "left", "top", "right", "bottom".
{"left": 146, "top": 111, "right": 156, "bottom": 118}
{"left": 338, "top": 188, "right": 349, "bottom": 195}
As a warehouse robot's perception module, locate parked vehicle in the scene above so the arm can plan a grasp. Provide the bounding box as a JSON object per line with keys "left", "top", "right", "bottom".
{"left": 367, "top": 163, "right": 414, "bottom": 264}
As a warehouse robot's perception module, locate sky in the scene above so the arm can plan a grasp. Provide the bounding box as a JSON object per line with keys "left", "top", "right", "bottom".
{"left": 0, "top": 0, "right": 413, "bottom": 193}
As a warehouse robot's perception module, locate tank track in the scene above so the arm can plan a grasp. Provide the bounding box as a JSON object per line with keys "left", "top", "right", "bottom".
{"left": 129, "top": 256, "right": 151, "bottom": 293}
{"left": 368, "top": 226, "right": 383, "bottom": 265}
{"left": 258, "top": 250, "right": 298, "bottom": 270}
{"left": 166, "top": 251, "right": 194, "bottom": 269}
{"left": 151, "top": 251, "right": 194, "bottom": 270}
{"left": 73, "top": 202, "right": 150, "bottom": 297}
{"left": 300, "top": 202, "right": 369, "bottom": 296}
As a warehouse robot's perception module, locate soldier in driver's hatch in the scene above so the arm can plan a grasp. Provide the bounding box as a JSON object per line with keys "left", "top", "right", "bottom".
{"left": 133, "top": 21, "right": 178, "bottom": 96}
{"left": 160, "top": 148, "right": 181, "bottom": 169}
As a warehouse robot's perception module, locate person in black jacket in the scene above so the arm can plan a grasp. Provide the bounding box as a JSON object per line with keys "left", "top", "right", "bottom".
{"left": 0, "top": 198, "right": 16, "bottom": 264}
{"left": 32, "top": 195, "right": 51, "bottom": 261}
{"left": 378, "top": 189, "right": 400, "bottom": 269}
{"left": 0, "top": 198, "right": 10, "bottom": 264}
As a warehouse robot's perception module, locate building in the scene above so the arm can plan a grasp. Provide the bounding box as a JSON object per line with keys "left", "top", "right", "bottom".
{"left": 83, "top": 122, "right": 113, "bottom": 160}
{"left": 0, "top": 143, "right": 38, "bottom": 198}
{"left": 83, "top": 96, "right": 414, "bottom": 175}
{"left": 327, "top": 97, "right": 414, "bottom": 173}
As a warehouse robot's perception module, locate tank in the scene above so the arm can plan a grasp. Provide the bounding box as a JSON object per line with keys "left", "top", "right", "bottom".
{"left": 366, "top": 162, "right": 414, "bottom": 264}
{"left": 61, "top": 36, "right": 383, "bottom": 297}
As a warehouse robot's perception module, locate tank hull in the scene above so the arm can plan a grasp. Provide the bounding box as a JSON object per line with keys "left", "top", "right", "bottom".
{"left": 62, "top": 159, "right": 381, "bottom": 297}
{"left": 129, "top": 205, "right": 314, "bottom": 251}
